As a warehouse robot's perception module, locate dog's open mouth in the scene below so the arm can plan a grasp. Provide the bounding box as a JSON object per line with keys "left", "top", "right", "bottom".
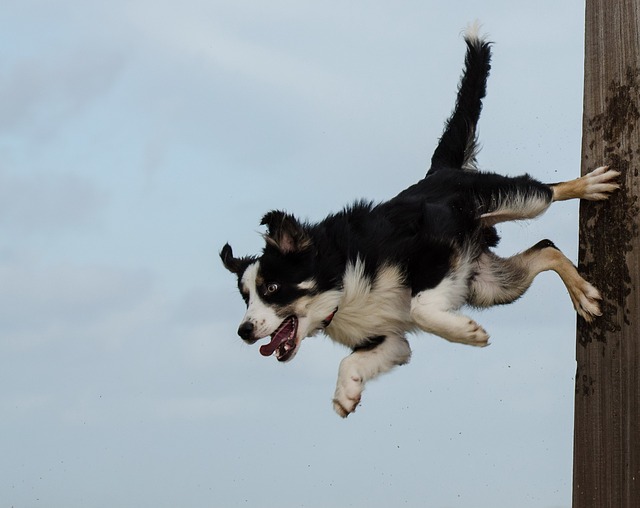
{"left": 259, "top": 316, "right": 299, "bottom": 362}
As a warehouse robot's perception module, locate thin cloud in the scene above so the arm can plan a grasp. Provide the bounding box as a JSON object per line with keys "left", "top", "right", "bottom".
{"left": 0, "top": 258, "right": 154, "bottom": 348}
{"left": 0, "top": 48, "right": 126, "bottom": 139}
{"left": 124, "top": 2, "right": 366, "bottom": 111}
{"left": 0, "top": 168, "right": 109, "bottom": 233}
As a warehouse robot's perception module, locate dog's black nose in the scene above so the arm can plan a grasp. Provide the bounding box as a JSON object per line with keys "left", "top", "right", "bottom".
{"left": 237, "top": 322, "right": 255, "bottom": 342}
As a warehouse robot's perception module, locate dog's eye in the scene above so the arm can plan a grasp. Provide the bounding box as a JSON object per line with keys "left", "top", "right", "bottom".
{"left": 265, "top": 283, "right": 279, "bottom": 295}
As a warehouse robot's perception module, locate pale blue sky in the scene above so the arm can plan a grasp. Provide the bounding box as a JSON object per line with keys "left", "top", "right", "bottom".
{"left": 2, "top": 1, "right": 587, "bottom": 507}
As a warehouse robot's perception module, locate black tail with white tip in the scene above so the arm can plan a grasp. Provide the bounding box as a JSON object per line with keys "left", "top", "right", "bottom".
{"left": 429, "top": 24, "right": 492, "bottom": 172}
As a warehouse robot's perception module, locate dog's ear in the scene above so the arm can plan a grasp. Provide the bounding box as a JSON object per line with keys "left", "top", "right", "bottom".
{"left": 220, "top": 243, "right": 254, "bottom": 275}
{"left": 261, "top": 210, "right": 312, "bottom": 254}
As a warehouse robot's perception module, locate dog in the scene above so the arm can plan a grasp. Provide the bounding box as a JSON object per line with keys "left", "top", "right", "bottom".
{"left": 220, "top": 26, "right": 620, "bottom": 418}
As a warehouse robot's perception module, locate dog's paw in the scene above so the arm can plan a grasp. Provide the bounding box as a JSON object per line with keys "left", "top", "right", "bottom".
{"left": 332, "top": 372, "right": 363, "bottom": 418}
{"left": 441, "top": 316, "right": 490, "bottom": 347}
{"left": 570, "top": 278, "right": 603, "bottom": 322}
{"left": 582, "top": 166, "right": 621, "bottom": 201}
{"left": 461, "top": 319, "right": 491, "bottom": 346}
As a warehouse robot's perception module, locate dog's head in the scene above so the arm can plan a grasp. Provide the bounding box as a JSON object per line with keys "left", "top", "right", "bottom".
{"left": 221, "top": 210, "right": 339, "bottom": 362}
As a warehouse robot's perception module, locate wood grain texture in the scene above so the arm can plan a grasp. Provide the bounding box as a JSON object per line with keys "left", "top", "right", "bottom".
{"left": 573, "top": 1, "right": 640, "bottom": 507}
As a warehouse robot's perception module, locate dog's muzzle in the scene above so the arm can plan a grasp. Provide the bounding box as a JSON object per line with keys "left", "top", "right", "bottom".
{"left": 237, "top": 322, "right": 258, "bottom": 344}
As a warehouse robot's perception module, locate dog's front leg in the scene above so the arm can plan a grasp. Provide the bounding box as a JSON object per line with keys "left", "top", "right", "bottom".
{"left": 332, "top": 335, "right": 411, "bottom": 418}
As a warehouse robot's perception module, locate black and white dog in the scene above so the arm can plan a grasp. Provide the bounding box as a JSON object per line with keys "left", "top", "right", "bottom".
{"left": 221, "top": 26, "right": 619, "bottom": 417}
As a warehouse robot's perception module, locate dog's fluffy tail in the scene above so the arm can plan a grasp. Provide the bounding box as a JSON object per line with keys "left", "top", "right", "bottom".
{"left": 429, "top": 23, "right": 492, "bottom": 173}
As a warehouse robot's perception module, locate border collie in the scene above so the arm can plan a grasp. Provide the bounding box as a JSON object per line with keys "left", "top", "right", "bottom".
{"left": 220, "top": 26, "right": 619, "bottom": 417}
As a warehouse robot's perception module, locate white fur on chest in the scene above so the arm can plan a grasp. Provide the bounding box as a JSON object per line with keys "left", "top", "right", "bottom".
{"left": 326, "top": 259, "right": 415, "bottom": 347}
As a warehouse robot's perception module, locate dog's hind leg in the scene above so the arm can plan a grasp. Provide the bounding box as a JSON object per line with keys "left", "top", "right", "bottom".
{"left": 477, "top": 166, "right": 619, "bottom": 227}
{"left": 469, "top": 240, "right": 602, "bottom": 321}
{"left": 550, "top": 165, "right": 620, "bottom": 202}
{"left": 332, "top": 335, "right": 411, "bottom": 418}
{"left": 476, "top": 174, "right": 554, "bottom": 226}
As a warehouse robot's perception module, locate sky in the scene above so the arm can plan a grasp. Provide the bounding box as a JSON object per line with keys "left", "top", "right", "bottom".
{"left": 1, "top": 1, "right": 589, "bottom": 507}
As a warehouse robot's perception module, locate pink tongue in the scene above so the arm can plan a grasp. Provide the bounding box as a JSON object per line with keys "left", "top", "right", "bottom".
{"left": 259, "top": 320, "right": 293, "bottom": 357}
{"left": 259, "top": 335, "right": 284, "bottom": 357}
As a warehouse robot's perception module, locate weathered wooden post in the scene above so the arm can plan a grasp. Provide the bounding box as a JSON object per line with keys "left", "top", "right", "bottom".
{"left": 573, "top": 1, "right": 640, "bottom": 507}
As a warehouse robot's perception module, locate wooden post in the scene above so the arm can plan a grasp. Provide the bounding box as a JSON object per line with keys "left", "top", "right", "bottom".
{"left": 573, "top": 1, "right": 640, "bottom": 507}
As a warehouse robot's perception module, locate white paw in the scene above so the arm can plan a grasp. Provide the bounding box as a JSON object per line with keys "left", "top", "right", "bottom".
{"left": 434, "top": 314, "right": 490, "bottom": 347}
{"left": 570, "top": 278, "right": 603, "bottom": 322}
{"left": 582, "top": 165, "right": 621, "bottom": 200}
{"left": 332, "top": 371, "right": 363, "bottom": 418}
{"left": 455, "top": 318, "right": 490, "bottom": 346}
